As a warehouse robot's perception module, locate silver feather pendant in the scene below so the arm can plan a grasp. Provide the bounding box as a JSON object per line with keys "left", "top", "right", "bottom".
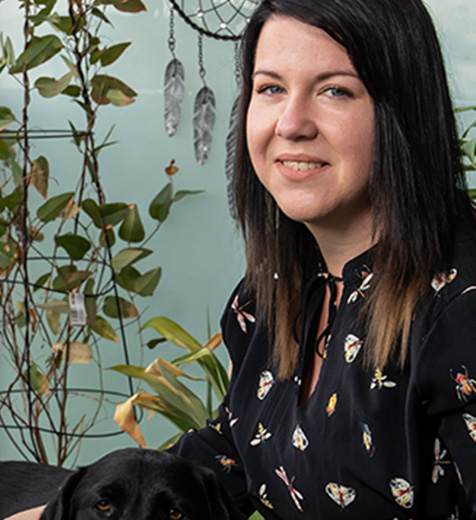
{"left": 193, "top": 85, "right": 216, "bottom": 165}
{"left": 164, "top": 58, "right": 185, "bottom": 137}
{"left": 225, "top": 96, "right": 241, "bottom": 217}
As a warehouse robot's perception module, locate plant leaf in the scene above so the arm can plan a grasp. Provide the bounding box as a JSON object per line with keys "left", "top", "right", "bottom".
{"left": 11, "top": 35, "right": 62, "bottom": 73}
{"left": 46, "top": 310, "right": 61, "bottom": 334}
{"left": 91, "top": 74, "right": 137, "bottom": 106}
{"left": 36, "top": 299, "right": 70, "bottom": 313}
{"left": 173, "top": 189, "right": 204, "bottom": 203}
{"left": 116, "top": 265, "right": 141, "bottom": 292}
{"left": 52, "top": 342, "right": 92, "bottom": 364}
{"left": 23, "top": 364, "right": 49, "bottom": 395}
{"left": 100, "top": 42, "right": 131, "bottom": 66}
{"left": 55, "top": 234, "right": 91, "bottom": 260}
{"left": 114, "top": 394, "right": 148, "bottom": 448}
{"left": 37, "top": 191, "right": 74, "bottom": 222}
{"left": 0, "top": 106, "right": 15, "bottom": 130}
{"left": 149, "top": 182, "right": 172, "bottom": 222}
{"left": 29, "top": 156, "right": 49, "bottom": 199}
{"left": 193, "top": 85, "right": 216, "bottom": 165}
{"left": 103, "top": 295, "right": 139, "bottom": 319}
{"left": 141, "top": 316, "right": 202, "bottom": 352}
{"left": 106, "top": 0, "right": 146, "bottom": 13}
{"left": 135, "top": 267, "right": 162, "bottom": 296}
{"left": 119, "top": 204, "right": 145, "bottom": 242}
{"left": 164, "top": 58, "right": 184, "bottom": 137}
{"left": 111, "top": 247, "right": 152, "bottom": 271}
{"left": 53, "top": 265, "right": 90, "bottom": 292}
{"left": 34, "top": 71, "right": 73, "bottom": 98}
{"left": 89, "top": 315, "right": 119, "bottom": 342}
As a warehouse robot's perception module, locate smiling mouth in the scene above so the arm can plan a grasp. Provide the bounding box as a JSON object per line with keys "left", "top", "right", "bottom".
{"left": 281, "top": 161, "right": 327, "bottom": 171}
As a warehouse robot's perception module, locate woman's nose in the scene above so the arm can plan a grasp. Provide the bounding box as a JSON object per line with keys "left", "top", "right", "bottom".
{"left": 275, "top": 99, "right": 318, "bottom": 140}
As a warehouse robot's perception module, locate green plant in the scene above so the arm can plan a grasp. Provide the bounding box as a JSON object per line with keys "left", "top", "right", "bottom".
{"left": 112, "top": 316, "right": 229, "bottom": 449}
{"left": 0, "top": 0, "right": 202, "bottom": 466}
{"left": 457, "top": 106, "right": 476, "bottom": 198}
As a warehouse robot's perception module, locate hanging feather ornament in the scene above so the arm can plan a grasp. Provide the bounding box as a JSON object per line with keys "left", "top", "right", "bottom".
{"left": 193, "top": 85, "right": 216, "bottom": 165}
{"left": 225, "top": 95, "right": 240, "bottom": 217}
{"left": 164, "top": 58, "right": 184, "bottom": 137}
{"left": 164, "top": 9, "right": 184, "bottom": 137}
{"left": 193, "top": 34, "right": 216, "bottom": 165}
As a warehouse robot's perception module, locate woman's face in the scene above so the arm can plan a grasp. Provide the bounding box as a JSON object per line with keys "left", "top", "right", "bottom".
{"left": 246, "top": 15, "right": 375, "bottom": 241}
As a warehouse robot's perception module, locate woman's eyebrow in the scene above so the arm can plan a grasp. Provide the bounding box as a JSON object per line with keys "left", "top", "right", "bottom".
{"left": 252, "top": 69, "right": 359, "bottom": 82}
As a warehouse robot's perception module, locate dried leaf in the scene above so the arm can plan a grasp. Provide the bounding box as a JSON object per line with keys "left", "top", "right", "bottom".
{"left": 114, "top": 394, "right": 147, "bottom": 448}
{"left": 52, "top": 342, "right": 92, "bottom": 364}
{"left": 164, "top": 59, "right": 184, "bottom": 137}
{"left": 193, "top": 86, "right": 216, "bottom": 165}
{"left": 225, "top": 96, "right": 240, "bottom": 217}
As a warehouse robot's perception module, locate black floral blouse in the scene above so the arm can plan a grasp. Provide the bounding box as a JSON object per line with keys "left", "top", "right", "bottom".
{"left": 170, "top": 228, "right": 476, "bottom": 519}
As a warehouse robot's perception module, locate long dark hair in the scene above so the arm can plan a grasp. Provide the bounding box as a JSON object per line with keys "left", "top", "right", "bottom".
{"left": 231, "top": 0, "right": 473, "bottom": 378}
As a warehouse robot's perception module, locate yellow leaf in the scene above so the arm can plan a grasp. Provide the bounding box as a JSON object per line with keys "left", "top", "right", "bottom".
{"left": 114, "top": 394, "right": 147, "bottom": 448}
{"left": 204, "top": 332, "right": 222, "bottom": 352}
{"left": 51, "top": 342, "right": 92, "bottom": 364}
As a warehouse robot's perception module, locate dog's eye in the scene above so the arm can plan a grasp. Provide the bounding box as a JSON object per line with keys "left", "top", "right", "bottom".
{"left": 95, "top": 500, "right": 111, "bottom": 513}
{"left": 168, "top": 509, "right": 183, "bottom": 520}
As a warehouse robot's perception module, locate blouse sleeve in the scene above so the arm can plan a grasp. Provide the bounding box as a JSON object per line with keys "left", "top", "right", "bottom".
{"left": 415, "top": 287, "right": 476, "bottom": 513}
{"left": 167, "top": 279, "right": 254, "bottom": 516}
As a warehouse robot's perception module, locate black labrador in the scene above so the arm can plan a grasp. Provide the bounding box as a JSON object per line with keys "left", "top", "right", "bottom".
{"left": 0, "top": 449, "right": 243, "bottom": 520}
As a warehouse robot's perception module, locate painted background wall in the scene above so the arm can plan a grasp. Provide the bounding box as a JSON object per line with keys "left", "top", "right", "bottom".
{"left": 0, "top": 0, "right": 475, "bottom": 466}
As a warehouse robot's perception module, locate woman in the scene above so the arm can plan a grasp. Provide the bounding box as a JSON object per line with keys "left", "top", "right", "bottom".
{"left": 10, "top": 0, "right": 476, "bottom": 518}
{"left": 171, "top": 0, "right": 476, "bottom": 517}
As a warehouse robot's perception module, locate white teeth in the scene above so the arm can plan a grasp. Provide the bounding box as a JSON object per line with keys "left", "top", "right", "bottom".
{"left": 282, "top": 161, "right": 323, "bottom": 170}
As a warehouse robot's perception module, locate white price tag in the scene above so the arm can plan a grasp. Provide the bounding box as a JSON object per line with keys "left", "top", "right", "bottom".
{"left": 69, "top": 293, "right": 86, "bottom": 326}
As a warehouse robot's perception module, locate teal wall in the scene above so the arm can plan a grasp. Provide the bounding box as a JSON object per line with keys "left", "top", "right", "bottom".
{"left": 0, "top": 0, "right": 475, "bottom": 466}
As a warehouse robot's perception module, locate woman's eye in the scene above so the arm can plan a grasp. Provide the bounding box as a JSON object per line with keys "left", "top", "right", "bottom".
{"left": 95, "top": 500, "right": 111, "bottom": 513}
{"left": 325, "top": 87, "right": 350, "bottom": 98}
{"left": 257, "top": 85, "right": 284, "bottom": 95}
{"left": 169, "top": 509, "right": 183, "bottom": 520}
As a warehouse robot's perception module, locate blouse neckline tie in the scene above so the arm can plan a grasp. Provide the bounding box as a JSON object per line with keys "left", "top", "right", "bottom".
{"left": 315, "top": 273, "right": 343, "bottom": 358}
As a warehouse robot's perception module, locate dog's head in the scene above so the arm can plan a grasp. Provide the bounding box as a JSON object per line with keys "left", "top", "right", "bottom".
{"left": 40, "top": 449, "right": 242, "bottom": 520}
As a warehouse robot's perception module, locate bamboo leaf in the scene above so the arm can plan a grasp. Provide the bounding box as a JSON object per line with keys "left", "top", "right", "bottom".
{"left": 149, "top": 182, "right": 172, "bottom": 222}
{"left": 11, "top": 35, "right": 62, "bottom": 73}
{"left": 37, "top": 191, "right": 74, "bottom": 222}
{"left": 114, "top": 394, "right": 147, "bottom": 448}
{"left": 103, "top": 295, "right": 139, "bottom": 319}
{"left": 55, "top": 234, "right": 91, "bottom": 260}
{"left": 193, "top": 86, "right": 216, "bottom": 165}
{"left": 164, "top": 58, "right": 184, "bottom": 137}
{"left": 119, "top": 204, "right": 145, "bottom": 242}
{"left": 141, "top": 316, "right": 202, "bottom": 352}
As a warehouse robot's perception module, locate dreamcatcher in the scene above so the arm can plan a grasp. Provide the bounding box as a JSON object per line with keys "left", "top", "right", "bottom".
{"left": 163, "top": 0, "right": 260, "bottom": 165}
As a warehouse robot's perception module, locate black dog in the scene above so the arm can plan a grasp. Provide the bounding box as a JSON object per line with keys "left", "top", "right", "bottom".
{"left": 0, "top": 449, "right": 243, "bottom": 519}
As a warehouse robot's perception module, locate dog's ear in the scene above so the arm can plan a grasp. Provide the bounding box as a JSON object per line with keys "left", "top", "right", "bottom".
{"left": 40, "top": 467, "right": 86, "bottom": 520}
{"left": 197, "top": 468, "right": 245, "bottom": 520}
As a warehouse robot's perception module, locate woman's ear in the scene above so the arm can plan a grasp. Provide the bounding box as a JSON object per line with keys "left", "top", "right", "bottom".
{"left": 40, "top": 468, "right": 86, "bottom": 520}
